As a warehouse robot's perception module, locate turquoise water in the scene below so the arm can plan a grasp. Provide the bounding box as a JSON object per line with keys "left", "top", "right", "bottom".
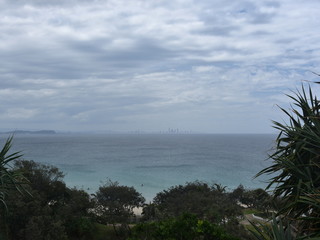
{"left": 8, "top": 133, "right": 275, "bottom": 201}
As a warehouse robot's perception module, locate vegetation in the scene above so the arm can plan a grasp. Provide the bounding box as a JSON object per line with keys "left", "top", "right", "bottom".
{"left": 255, "top": 85, "right": 320, "bottom": 239}
{"left": 145, "top": 182, "right": 252, "bottom": 239}
{"left": 230, "top": 184, "right": 271, "bottom": 211}
{"left": 130, "top": 213, "right": 240, "bottom": 240}
{"left": 0, "top": 136, "right": 29, "bottom": 239}
{"left": 249, "top": 216, "right": 294, "bottom": 240}
{"left": 5, "top": 160, "right": 95, "bottom": 240}
{"left": 94, "top": 180, "right": 145, "bottom": 239}
{"left": 0, "top": 136, "right": 26, "bottom": 209}
{"left": 152, "top": 181, "right": 242, "bottom": 222}
{"left": 0, "top": 155, "right": 251, "bottom": 239}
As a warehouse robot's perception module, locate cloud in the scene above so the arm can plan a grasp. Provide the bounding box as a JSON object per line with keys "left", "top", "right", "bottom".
{"left": 0, "top": 0, "right": 319, "bottom": 132}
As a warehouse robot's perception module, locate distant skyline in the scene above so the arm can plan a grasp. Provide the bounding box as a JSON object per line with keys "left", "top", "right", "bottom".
{"left": 1, "top": 0, "right": 320, "bottom": 133}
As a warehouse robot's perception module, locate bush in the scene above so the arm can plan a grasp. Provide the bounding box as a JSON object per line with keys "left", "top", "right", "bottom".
{"left": 130, "top": 213, "right": 240, "bottom": 240}
{"left": 150, "top": 181, "right": 242, "bottom": 223}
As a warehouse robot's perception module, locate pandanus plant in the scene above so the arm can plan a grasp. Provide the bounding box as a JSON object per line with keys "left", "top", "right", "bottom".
{"left": 254, "top": 84, "right": 320, "bottom": 239}
{"left": 0, "top": 136, "right": 26, "bottom": 210}
{"left": 0, "top": 136, "right": 28, "bottom": 239}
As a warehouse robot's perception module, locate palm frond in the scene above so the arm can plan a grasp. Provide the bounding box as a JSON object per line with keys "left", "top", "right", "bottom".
{"left": 0, "top": 136, "right": 29, "bottom": 211}
{"left": 256, "top": 84, "right": 320, "bottom": 237}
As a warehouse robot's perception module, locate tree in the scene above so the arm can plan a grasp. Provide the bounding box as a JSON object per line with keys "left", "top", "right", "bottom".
{"left": 230, "top": 184, "right": 245, "bottom": 203}
{"left": 256, "top": 85, "right": 320, "bottom": 237}
{"left": 149, "top": 182, "right": 253, "bottom": 239}
{"left": 153, "top": 181, "right": 215, "bottom": 220}
{"left": 94, "top": 180, "right": 145, "bottom": 237}
{"left": 57, "top": 188, "right": 95, "bottom": 240}
{"left": 152, "top": 181, "right": 242, "bottom": 224}
{"left": 14, "top": 160, "right": 65, "bottom": 201}
{"left": 6, "top": 160, "right": 94, "bottom": 240}
{"left": 240, "top": 188, "right": 270, "bottom": 211}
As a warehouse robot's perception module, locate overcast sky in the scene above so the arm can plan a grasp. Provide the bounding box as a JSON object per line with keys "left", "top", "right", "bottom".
{"left": 1, "top": 0, "right": 320, "bottom": 133}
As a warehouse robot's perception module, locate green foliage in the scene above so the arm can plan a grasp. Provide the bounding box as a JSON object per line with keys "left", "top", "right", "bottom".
{"left": 141, "top": 203, "right": 159, "bottom": 222}
{"left": 0, "top": 136, "right": 26, "bottom": 211}
{"left": 62, "top": 188, "right": 95, "bottom": 239}
{"left": 5, "top": 160, "right": 94, "bottom": 240}
{"left": 94, "top": 180, "right": 145, "bottom": 225}
{"left": 14, "top": 160, "right": 65, "bottom": 201}
{"left": 94, "top": 180, "right": 145, "bottom": 239}
{"left": 130, "top": 213, "right": 240, "bottom": 240}
{"left": 66, "top": 217, "right": 95, "bottom": 240}
{"left": 147, "top": 182, "right": 252, "bottom": 239}
{"left": 151, "top": 181, "right": 242, "bottom": 223}
{"left": 92, "top": 223, "right": 118, "bottom": 240}
{"left": 24, "top": 215, "right": 68, "bottom": 240}
{"left": 230, "top": 185, "right": 271, "bottom": 211}
{"left": 249, "top": 216, "right": 294, "bottom": 240}
{"left": 241, "top": 189, "right": 271, "bottom": 211}
{"left": 256, "top": 85, "right": 320, "bottom": 237}
{"left": 230, "top": 184, "right": 245, "bottom": 202}
{"left": 0, "top": 136, "right": 30, "bottom": 239}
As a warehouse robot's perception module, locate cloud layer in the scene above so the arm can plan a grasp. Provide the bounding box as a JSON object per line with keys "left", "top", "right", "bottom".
{"left": 1, "top": 0, "right": 320, "bottom": 133}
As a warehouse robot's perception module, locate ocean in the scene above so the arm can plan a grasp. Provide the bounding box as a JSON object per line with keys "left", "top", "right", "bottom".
{"left": 7, "top": 133, "right": 275, "bottom": 201}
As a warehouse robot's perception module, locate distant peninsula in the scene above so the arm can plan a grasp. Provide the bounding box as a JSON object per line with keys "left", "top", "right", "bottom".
{"left": 1, "top": 130, "right": 56, "bottom": 135}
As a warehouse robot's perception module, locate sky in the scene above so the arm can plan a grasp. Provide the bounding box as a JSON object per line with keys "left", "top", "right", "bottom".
{"left": 1, "top": 0, "right": 320, "bottom": 134}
